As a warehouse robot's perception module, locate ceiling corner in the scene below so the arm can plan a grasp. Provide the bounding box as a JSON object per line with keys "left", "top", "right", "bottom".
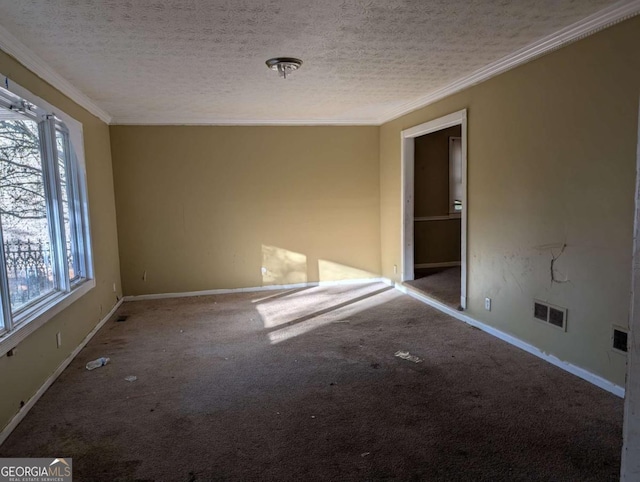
{"left": 0, "top": 23, "right": 112, "bottom": 124}
{"left": 377, "top": 0, "right": 640, "bottom": 125}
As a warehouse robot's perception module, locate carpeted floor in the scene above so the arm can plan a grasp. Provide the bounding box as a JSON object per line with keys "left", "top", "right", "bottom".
{"left": 405, "top": 266, "right": 461, "bottom": 308}
{"left": 0, "top": 282, "right": 623, "bottom": 481}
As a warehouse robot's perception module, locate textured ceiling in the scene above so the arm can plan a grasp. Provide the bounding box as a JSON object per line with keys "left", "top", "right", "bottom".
{"left": 0, "top": 0, "right": 624, "bottom": 124}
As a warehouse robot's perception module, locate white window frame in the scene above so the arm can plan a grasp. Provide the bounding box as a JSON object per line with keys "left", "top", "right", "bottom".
{"left": 449, "top": 136, "right": 463, "bottom": 214}
{"left": 0, "top": 74, "right": 94, "bottom": 357}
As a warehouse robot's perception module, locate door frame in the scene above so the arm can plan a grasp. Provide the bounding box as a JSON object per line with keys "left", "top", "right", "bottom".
{"left": 621, "top": 99, "right": 640, "bottom": 480}
{"left": 401, "top": 109, "right": 468, "bottom": 309}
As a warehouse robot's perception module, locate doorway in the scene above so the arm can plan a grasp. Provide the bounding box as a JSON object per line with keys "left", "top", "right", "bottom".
{"left": 401, "top": 109, "right": 467, "bottom": 310}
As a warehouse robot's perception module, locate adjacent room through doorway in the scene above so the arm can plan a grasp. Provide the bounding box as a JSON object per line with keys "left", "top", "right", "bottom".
{"left": 406, "top": 125, "right": 462, "bottom": 309}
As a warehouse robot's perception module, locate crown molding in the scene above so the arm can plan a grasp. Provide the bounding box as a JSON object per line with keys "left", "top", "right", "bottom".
{"left": 0, "top": 24, "right": 112, "bottom": 124}
{"left": 378, "top": 0, "right": 640, "bottom": 124}
{"left": 110, "top": 116, "right": 378, "bottom": 126}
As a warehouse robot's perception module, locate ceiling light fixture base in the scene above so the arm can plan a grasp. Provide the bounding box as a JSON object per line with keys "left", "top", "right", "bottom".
{"left": 266, "top": 57, "right": 303, "bottom": 79}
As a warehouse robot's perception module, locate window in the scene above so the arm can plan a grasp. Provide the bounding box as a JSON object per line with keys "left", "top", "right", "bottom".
{"left": 449, "top": 136, "right": 463, "bottom": 214}
{"left": 0, "top": 77, "right": 93, "bottom": 350}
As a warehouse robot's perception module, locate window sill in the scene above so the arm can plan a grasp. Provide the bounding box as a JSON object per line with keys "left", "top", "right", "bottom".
{"left": 0, "top": 279, "right": 95, "bottom": 358}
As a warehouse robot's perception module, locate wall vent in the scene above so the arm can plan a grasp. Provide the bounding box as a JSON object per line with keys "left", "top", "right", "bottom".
{"left": 548, "top": 308, "right": 565, "bottom": 328}
{"left": 533, "top": 300, "right": 567, "bottom": 331}
{"left": 534, "top": 302, "right": 548, "bottom": 321}
{"left": 612, "top": 327, "right": 628, "bottom": 354}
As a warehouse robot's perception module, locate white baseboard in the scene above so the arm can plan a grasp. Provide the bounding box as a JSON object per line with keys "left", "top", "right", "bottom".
{"left": 123, "top": 277, "right": 385, "bottom": 302}
{"left": 0, "top": 298, "right": 124, "bottom": 446}
{"left": 393, "top": 281, "right": 625, "bottom": 398}
{"left": 414, "top": 262, "right": 461, "bottom": 269}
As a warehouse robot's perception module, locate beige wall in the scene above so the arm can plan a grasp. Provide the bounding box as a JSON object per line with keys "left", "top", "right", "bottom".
{"left": 380, "top": 16, "right": 640, "bottom": 386}
{"left": 414, "top": 220, "right": 461, "bottom": 265}
{"left": 414, "top": 125, "right": 462, "bottom": 264}
{"left": 110, "top": 126, "right": 380, "bottom": 296}
{"left": 0, "top": 51, "right": 121, "bottom": 430}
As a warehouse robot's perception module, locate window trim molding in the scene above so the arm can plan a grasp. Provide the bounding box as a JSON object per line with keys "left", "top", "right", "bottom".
{"left": 0, "top": 73, "right": 95, "bottom": 357}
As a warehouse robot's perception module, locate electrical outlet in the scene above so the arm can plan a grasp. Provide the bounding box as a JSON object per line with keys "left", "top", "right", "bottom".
{"left": 393, "top": 265, "right": 397, "bottom": 274}
{"left": 56, "top": 332, "right": 62, "bottom": 348}
{"left": 113, "top": 282, "right": 117, "bottom": 292}
{"left": 485, "top": 298, "right": 491, "bottom": 311}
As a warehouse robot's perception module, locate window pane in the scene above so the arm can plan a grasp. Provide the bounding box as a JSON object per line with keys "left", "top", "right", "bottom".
{"left": 56, "top": 130, "right": 78, "bottom": 281}
{"left": 0, "top": 112, "right": 56, "bottom": 311}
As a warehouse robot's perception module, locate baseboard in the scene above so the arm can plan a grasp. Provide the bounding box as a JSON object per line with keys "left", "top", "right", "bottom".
{"left": 392, "top": 281, "right": 625, "bottom": 398}
{"left": 0, "top": 298, "right": 124, "bottom": 446}
{"left": 123, "top": 277, "right": 385, "bottom": 301}
{"left": 414, "top": 262, "right": 461, "bottom": 269}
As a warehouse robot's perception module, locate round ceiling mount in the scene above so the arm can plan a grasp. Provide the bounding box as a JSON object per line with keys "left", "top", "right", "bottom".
{"left": 266, "top": 57, "right": 303, "bottom": 79}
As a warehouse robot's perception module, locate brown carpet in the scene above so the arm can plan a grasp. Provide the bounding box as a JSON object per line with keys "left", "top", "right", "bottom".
{"left": 0, "top": 282, "right": 623, "bottom": 481}
{"left": 405, "top": 266, "right": 461, "bottom": 308}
